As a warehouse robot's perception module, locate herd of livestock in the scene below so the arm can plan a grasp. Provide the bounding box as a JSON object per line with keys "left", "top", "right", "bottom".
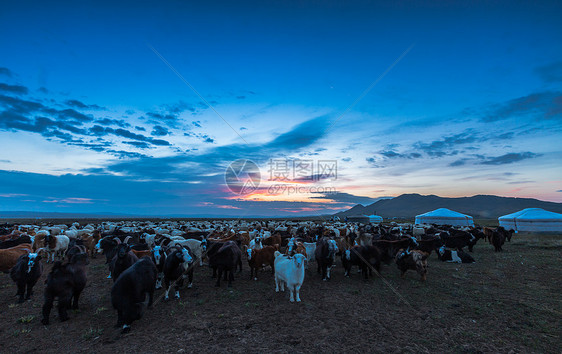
{"left": 0, "top": 219, "right": 515, "bottom": 333}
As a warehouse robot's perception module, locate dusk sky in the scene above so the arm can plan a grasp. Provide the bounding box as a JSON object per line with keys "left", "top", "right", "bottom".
{"left": 1, "top": 1, "right": 561, "bottom": 216}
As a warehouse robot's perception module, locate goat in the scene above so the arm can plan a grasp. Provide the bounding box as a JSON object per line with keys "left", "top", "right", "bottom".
{"left": 10, "top": 250, "right": 43, "bottom": 303}
{"left": 163, "top": 245, "right": 194, "bottom": 300}
{"left": 41, "top": 252, "right": 88, "bottom": 325}
{"left": 341, "top": 245, "right": 381, "bottom": 279}
{"left": 395, "top": 248, "right": 429, "bottom": 281}
{"left": 151, "top": 245, "right": 167, "bottom": 289}
{"left": 208, "top": 240, "right": 242, "bottom": 287}
{"left": 247, "top": 245, "right": 276, "bottom": 281}
{"left": 44, "top": 235, "right": 70, "bottom": 263}
{"left": 0, "top": 243, "right": 32, "bottom": 273}
{"left": 111, "top": 257, "right": 157, "bottom": 333}
{"left": 437, "top": 246, "right": 476, "bottom": 263}
{"left": 314, "top": 238, "right": 338, "bottom": 281}
{"left": 274, "top": 251, "right": 306, "bottom": 302}
{"left": 110, "top": 237, "right": 138, "bottom": 282}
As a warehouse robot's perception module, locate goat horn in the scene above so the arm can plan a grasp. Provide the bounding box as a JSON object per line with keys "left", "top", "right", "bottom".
{"left": 113, "top": 238, "right": 121, "bottom": 244}
{"left": 123, "top": 236, "right": 132, "bottom": 244}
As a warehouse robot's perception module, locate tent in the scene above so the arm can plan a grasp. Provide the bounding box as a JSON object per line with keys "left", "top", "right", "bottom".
{"left": 498, "top": 208, "right": 562, "bottom": 232}
{"left": 365, "top": 215, "right": 383, "bottom": 223}
{"left": 415, "top": 208, "right": 474, "bottom": 227}
{"left": 346, "top": 215, "right": 383, "bottom": 224}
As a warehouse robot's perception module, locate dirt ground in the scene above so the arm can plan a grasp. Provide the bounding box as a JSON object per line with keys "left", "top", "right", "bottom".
{"left": 0, "top": 231, "right": 560, "bottom": 353}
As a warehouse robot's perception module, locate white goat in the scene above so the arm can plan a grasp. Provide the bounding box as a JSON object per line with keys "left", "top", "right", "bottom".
{"left": 44, "top": 235, "right": 70, "bottom": 263}
{"left": 274, "top": 251, "right": 306, "bottom": 303}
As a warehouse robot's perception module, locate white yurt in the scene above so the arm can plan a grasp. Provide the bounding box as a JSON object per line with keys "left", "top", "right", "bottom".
{"left": 365, "top": 214, "right": 383, "bottom": 223}
{"left": 498, "top": 208, "right": 562, "bottom": 232}
{"left": 346, "top": 215, "right": 383, "bottom": 224}
{"left": 415, "top": 208, "right": 474, "bottom": 227}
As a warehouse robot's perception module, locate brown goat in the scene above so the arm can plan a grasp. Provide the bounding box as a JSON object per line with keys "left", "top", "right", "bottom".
{"left": 0, "top": 243, "right": 32, "bottom": 273}
{"left": 247, "top": 245, "right": 277, "bottom": 280}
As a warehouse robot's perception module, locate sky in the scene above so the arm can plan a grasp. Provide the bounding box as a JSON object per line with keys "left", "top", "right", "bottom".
{"left": 0, "top": 0, "right": 561, "bottom": 217}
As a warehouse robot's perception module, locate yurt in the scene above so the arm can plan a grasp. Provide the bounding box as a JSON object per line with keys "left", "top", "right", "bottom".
{"left": 415, "top": 208, "right": 474, "bottom": 227}
{"left": 346, "top": 215, "right": 383, "bottom": 224}
{"left": 498, "top": 208, "right": 562, "bottom": 232}
{"left": 366, "top": 215, "right": 383, "bottom": 223}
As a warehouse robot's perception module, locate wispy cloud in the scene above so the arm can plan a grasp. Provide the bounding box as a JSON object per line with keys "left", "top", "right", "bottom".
{"left": 0, "top": 67, "right": 13, "bottom": 77}
{"left": 535, "top": 61, "right": 562, "bottom": 83}
{"left": 483, "top": 91, "right": 562, "bottom": 122}
{"left": 0, "top": 83, "right": 28, "bottom": 95}
{"left": 479, "top": 152, "right": 541, "bottom": 165}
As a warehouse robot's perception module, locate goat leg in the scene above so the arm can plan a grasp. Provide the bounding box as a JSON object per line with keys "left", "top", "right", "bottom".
{"left": 41, "top": 294, "right": 54, "bottom": 325}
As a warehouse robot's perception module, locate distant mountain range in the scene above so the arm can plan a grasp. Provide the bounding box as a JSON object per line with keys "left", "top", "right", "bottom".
{"left": 334, "top": 193, "right": 562, "bottom": 219}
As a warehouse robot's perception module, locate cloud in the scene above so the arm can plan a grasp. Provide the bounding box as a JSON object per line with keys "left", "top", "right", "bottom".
{"left": 378, "top": 150, "right": 423, "bottom": 159}
{"left": 42, "top": 197, "right": 95, "bottom": 204}
{"left": 89, "top": 125, "right": 171, "bottom": 146}
{"left": 151, "top": 125, "right": 169, "bottom": 136}
{"left": 94, "top": 115, "right": 334, "bottom": 181}
{"left": 95, "top": 118, "right": 130, "bottom": 128}
{"left": 56, "top": 108, "right": 93, "bottom": 123}
{"left": 535, "top": 61, "right": 562, "bottom": 83}
{"left": 413, "top": 130, "right": 480, "bottom": 157}
{"left": 483, "top": 91, "right": 562, "bottom": 122}
{"left": 264, "top": 115, "right": 331, "bottom": 151}
{"left": 65, "top": 99, "right": 104, "bottom": 110}
{"left": 146, "top": 112, "right": 177, "bottom": 122}
{"left": 106, "top": 150, "right": 147, "bottom": 159}
{"left": 192, "top": 121, "right": 201, "bottom": 128}
{"left": 145, "top": 101, "right": 201, "bottom": 127}
{"left": 310, "top": 191, "right": 382, "bottom": 205}
{"left": 123, "top": 141, "right": 151, "bottom": 149}
{"left": 0, "top": 67, "right": 13, "bottom": 77}
{"left": 0, "top": 83, "right": 28, "bottom": 95}
{"left": 449, "top": 158, "right": 468, "bottom": 167}
{"left": 479, "top": 152, "right": 541, "bottom": 165}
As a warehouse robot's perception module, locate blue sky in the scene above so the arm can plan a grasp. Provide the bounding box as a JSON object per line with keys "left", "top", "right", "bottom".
{"left": 0, "top": 0, "right": 561, "bottom": 216}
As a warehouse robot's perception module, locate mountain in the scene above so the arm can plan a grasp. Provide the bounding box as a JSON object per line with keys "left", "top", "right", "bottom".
{"left": 334, "top": 194, "right": 562, "bottom": 219}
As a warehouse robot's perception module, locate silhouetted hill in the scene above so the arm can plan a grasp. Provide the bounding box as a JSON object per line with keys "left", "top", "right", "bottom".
{"left": 334, "top": 194, "right": 562, "bottom": 219}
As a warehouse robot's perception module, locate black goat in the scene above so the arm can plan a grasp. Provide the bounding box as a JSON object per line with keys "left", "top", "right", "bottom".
{"left": 341, "top": 245, "right": 381, "bottom": 279}
{"left": 110, "top": 236, "right": 138, "bottom": 282}
{"left": 208, "top": 241, "right": 241, "bottom": 287}
{"left": 315, "top": 238, "right": 338, "bottom": 281}
{"left": 41, "top": 252, "right": 88, "bottom": 325}
{"left": 111, "top": 257, "right": 157, "bottom": 333}
{"left": 163, "top": 245, "right": 194, "bottom": 300}
{"left": 151, "top": 245, "right": 167, "bottom": 289}
{"left": 10, "top": 251, "right": 43, "bottom": 303}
